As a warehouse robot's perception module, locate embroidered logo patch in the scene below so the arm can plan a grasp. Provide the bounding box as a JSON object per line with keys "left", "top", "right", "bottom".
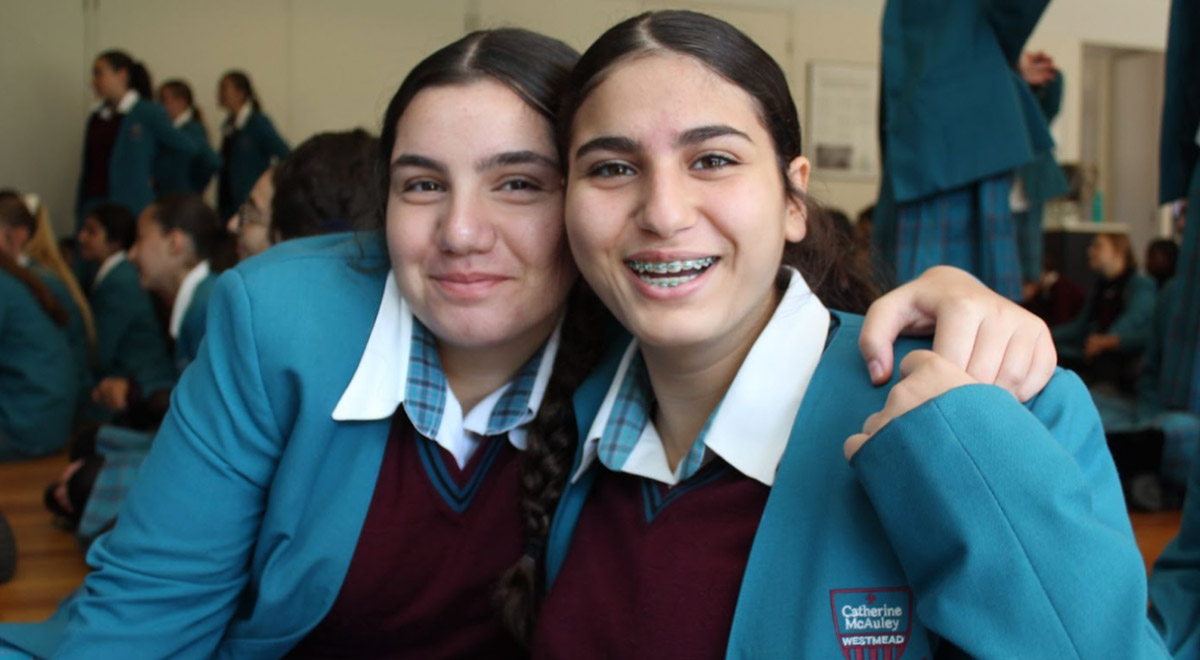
{"left": 829, "top": 587, "right": 912, "bottom": 660}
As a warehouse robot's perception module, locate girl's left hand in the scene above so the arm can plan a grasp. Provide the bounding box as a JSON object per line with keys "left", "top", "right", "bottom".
{"left": 844, "top": 350, "right": 977, "bottom": 460}
{"left": 859, "top": 265, "right": 1056, "bottom": 402}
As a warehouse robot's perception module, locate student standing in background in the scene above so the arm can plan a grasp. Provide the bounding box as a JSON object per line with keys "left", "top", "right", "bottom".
{"left": 216, "top": 70, "right": 289, "bottom": 220}
{"left": 154, "top": 80, "right": 221, "bottom": 196}
{"left": 76, "top": 50, "right": 197, "bottom": 229}
{"left": 1148, "top": 0, "right": 1200, "bottom": 656}
{"left": 873, "top": 0, "right": 1058, "bottom": 300}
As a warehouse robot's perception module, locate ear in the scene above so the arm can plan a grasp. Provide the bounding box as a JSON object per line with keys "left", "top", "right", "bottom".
{"left": 784, "top": 155, "right": 810, "bottom": 243}
{"left": 167, "top": 228, "right": 190, "bottom": 256}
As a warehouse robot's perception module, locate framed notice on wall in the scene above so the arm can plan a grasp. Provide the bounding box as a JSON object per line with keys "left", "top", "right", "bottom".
{"left": 806, "top": 62, "right": 880, "bottom": 179}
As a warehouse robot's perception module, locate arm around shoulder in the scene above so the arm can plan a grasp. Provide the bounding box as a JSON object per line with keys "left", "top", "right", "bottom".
{"left": 852, "top": 371, "right": 1169, "bottom": 658}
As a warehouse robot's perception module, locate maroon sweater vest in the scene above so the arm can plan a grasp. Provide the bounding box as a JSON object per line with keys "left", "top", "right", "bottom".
{"left": 83, "top": 111, "right": 123, "bottom": 200}
{"left": 288, "top": 413, "right": 525, "bottom": 659}
{"left": 533, "top": 460, "right": 770, "bottom": 660}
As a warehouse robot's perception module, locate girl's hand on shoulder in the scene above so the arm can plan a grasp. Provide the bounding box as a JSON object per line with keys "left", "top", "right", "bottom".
{"left": 844, "top": 350, "right": 977, "bottom": 461}
{"left": 859, "top": 265, "right": 1056, "bottom": 402}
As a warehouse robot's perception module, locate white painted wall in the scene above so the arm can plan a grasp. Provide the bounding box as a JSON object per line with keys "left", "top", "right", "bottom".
{"left": 0, "top": 0, "right": 1172, "bottom": 236}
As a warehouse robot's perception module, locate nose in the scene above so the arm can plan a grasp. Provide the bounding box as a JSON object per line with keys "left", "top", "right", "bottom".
{"left": 436, "top": 191, "right": 495, "bottom": 255}
{"left": 635, "top": 166, "right": 694, "bottom": 238}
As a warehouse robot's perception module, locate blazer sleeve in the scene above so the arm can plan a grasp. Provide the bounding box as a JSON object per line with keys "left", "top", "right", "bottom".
{"left": 56, "top": 270, "right": 284, "bottom": 659}
{"left": 851, "top": 372, "right": 1170, "bottom": 658}
{"left": 1110, "top": 275, "right": 1158, "bottom": 353}
{"left": 1149, "top": 438, "right": 1200, "bottom": 657}
{"left": 146, "top": 105, "right": 198, "bottom": 157}
{"left": 187, "top": 122, "right": 222, "bottom": 182}
{"left": 253, "top": 114, "right": 290, "bottom": 161}
{"left": 90, "top": 289, "right": 131, "bottom": 378}
{"left": 982, "top": 0, "right": 1051, "bottom": 64}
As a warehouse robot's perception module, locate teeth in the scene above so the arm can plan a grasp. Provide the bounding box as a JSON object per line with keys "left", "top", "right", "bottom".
{"left": 625, "top": 257, "right": 715, "bottom": 274}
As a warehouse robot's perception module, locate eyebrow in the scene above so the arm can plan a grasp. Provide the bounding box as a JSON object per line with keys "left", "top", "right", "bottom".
{"left": 574, "top": 136, "right": 640, "bottom": 161}
{"left": 476, "top": 150, "right": 559, "bottom": 172}
{"left": 573, "top": 125, "right": 753, "bottom": 161}
{"left": 675, "top": 124, "right": 752, "bottom": 147}
{"left": 390, "top": 153, "right": 447, "bottom": 176}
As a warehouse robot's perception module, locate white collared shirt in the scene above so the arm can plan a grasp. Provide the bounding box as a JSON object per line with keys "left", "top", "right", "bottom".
{"left": 169, "top": 260, "right": 210, "bottom": 339}
{"left": 97, "top": 90, "right": 138, "bottom": 120}
{"left": 332, "top": 274, "right": 561, "bottom": 467}
{"left": 234, "top": 103, "right": 251, "bottom": 130}
{"left": 172, "top": 107, "right": 194, "bottom": 129}
{"left": 92, "top": 250, "right": 126, "bottom": 290}
{"left": 574, "top": 268, "right": 831, "bottom": 487}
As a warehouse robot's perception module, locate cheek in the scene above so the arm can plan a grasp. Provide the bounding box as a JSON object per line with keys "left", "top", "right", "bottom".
{"left": 384, "top": 201, "right": 434, "bottom": 265}
{"left": 565, "top": 190, "right": 624, "bottom": 269}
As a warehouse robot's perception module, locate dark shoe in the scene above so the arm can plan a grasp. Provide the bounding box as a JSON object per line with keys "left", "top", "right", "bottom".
{"left": 0, "top": 510, "right": 16, "bottom": 583}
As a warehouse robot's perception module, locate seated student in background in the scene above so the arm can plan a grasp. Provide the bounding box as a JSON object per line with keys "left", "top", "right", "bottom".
{"left": 153, "top": 80, "right": 221, "bottom": 197}
{"left": 1097, "top": 275, "right": 1200, "bottom": 510}
{"left": 270, "top": 129, "right": 382, "bottom": 241}
{"left": 47, "top": 193, "right": 225, "bottom": 539}
{"left": 1052, "top": 232, "right": 1156, "bottom": 390}
{"left": 224, "top": 130, "right": 382, "bottom": 264}
{"left": 225, "top": 167, "right": 273, "bottom": 262}
{"left": 216, "top": 70, "right": 289, "bottom": 220}
{"left": 0, "top": 192, "right": 94, "bottom": 417}
{"left": 0, "top": 251, "right": 76, "bottom": 461}
{"left": 75, "top": 203, "right": 174, "bottom": 423}
{"left": 1146, "top": 238, "right": 1180, "bottom": 289}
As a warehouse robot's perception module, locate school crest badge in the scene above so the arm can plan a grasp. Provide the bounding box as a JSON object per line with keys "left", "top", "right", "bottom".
{"left": 830, "top": 587, "right": 912, "bottom": 660}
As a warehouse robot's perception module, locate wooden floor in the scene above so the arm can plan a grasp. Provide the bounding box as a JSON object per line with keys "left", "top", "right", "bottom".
{"left": 0, "top": 451, "right": 1187, "bottom": 623}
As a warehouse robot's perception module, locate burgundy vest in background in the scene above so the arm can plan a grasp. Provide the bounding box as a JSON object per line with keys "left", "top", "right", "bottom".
{"left": 83, "top": 111, "right": 124, "bottom": 201}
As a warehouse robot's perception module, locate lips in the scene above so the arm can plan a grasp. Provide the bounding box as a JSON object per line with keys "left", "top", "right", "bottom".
{"left": 430, "top": 271, "right": 509, "bottom": 298}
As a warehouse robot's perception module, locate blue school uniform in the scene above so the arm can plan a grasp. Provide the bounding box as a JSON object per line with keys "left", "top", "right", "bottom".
{"left": 874, "top": 0, "right": 1056, "bottom": 299}
{"left": 1150, "top": 421, "right": 1200, "bottom": 658}
{"left": 1051, "top": 270, "right": 1158, "bottom": 361}
{"left": 75, "top": 92, "right": 198, "bottom": 226}
{"left": 1014, "top": 71, "right": 1071, "bottom": 282}
{"left": 88, "top": 253, "right": 174, "bottom": 399}
{"left": 152, "top": 110, "right": 222, "bottom": 196}
{"left": 26, "top": 263, "right": 92, "bottom": 405}
{"left": 544, "top": 271, "right": 1167, "bottom": 658}
{"left": 217, "top": 106, "right": 289, "bottom": 219}
{"left": 73, "top": 261, "right": 218, "bottom": 543}
{"left": 1159, "top": 0, "right": 1200, "bottom": 416}
{"left": 0, "top": 233, "right": 561, "bottom": 658}
{"left": 0, "top": 270, "right": 77, "bottom": 460}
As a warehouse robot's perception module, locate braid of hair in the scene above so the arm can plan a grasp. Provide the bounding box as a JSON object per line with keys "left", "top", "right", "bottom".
{"left": 494, "top": 280, "right": 609, "bottom": 644}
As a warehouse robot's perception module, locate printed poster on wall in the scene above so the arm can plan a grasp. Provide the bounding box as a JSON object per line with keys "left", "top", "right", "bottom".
{"left": 806, "top": 62, "right": 879, "bottom": 179}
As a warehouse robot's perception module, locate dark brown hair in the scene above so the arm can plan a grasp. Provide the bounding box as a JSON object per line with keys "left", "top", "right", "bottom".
{"left": 498, "top": 10, "right": 883, "bottom": 642}
{"left": 158, "top": 79, "right": 206, "bottom": 128}
{"left": 272, "top": 129, "right": 382, "bottom": 241}
{"left": 373, "top": 29, "right": 585, "bottom": 644}
{"left": 97, "top": 50, "right": 152, "bottom": 99}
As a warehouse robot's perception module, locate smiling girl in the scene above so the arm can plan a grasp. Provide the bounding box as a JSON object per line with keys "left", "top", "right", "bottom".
{"left": 3, "top": 25, "right": 1061, "bottom": 660}
{"left": 532, "top": 11, "right": 1165, "bottom": 659}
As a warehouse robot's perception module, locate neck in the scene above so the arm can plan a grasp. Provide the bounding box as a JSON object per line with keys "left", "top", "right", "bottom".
{"left": 157, "top": 258, "right": 199, "bottom": 305}
{"left": 438, "top": 319, "right": 555, "bottom": 415}
{"left": 641, "top": 287, "right": 780, "bottom": 471}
